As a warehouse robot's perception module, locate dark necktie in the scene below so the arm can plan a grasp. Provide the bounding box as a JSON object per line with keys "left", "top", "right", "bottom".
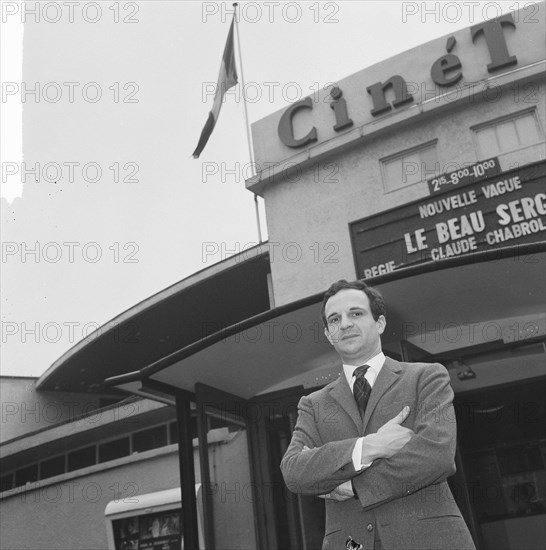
{"left": 353, "top": 365, "right": 372, "bottom": 417}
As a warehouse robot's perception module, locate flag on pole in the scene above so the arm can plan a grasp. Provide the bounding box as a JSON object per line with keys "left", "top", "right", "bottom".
{"left": 192, "top": 18, "right": 238, "bottom": 159}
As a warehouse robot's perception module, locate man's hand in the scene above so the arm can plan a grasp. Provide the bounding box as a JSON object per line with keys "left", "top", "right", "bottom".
{"left": 316, "top": 480, "right": 354, "bottom": 502}
{"left": 300, "top": 445, "right": 354, "bottom": 502}
{"left": 361, "top": 406, "right": 414, "bottom": 464}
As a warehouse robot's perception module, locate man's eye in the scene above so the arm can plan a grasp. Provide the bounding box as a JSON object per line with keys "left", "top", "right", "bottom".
{"left": 329, "top": 316, "right": 340, "bottom": 324}
{"left": 352, "top": 312, "right": 362, "bottom": 317}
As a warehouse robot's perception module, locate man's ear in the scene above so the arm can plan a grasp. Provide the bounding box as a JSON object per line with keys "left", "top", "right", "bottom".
{"left": 376, "top": 315, "right": 386, "bottom": 335}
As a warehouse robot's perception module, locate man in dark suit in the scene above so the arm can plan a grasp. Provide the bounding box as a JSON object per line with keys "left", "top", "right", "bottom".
{"left": 281, "top": 279, "right": 476, "bottom": 550}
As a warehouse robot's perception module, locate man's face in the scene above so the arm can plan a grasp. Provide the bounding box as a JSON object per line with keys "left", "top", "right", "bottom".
{"left": 323, "top": 288, "right": 386, "bottom": 364}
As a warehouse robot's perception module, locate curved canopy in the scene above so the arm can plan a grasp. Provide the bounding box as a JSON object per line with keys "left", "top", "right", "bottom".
{"left": 107, "top": 244, "right": 546, "bottom": 400}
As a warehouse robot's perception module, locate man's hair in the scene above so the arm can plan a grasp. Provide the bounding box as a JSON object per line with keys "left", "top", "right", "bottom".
{"left": 320, "top": 279, "right": 386, "bottom": 327}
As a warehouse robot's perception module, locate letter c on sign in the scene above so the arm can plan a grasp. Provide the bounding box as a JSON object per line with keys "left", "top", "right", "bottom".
{"left": 278, "top": 97, "right": 318, "bottom": 148}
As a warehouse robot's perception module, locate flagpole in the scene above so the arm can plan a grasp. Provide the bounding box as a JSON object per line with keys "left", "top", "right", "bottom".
{"left": 233, "top": 2, "right": 263, "bottom": 244}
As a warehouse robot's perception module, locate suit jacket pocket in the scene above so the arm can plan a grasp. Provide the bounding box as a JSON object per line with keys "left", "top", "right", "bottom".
{"left": 322, "top": 529, "right": 343, "bottom": 550}
{"left": 417, "top": 513, "right": 462, "bottom": 521}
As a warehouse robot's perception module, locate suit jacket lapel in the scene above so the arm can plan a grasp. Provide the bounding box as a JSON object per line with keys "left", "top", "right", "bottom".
{"left": 329, "top": 373, "right": 362, "bottom": 433}
{"left": 362, "top": 357, "right": 402, "bottom": 431}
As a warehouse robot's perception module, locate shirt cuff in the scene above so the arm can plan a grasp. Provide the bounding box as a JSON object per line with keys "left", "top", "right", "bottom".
{"left": 352, "top": 437, "right": 373, "bottom": 471}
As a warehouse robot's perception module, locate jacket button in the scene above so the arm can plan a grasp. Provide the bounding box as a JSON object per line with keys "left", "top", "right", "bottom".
{"left": 367, "top": 523, "right": 373, "bottom": 532}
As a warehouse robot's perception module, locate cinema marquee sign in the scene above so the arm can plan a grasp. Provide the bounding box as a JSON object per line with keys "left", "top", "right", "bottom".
{"left": 350, "top": 161, "right": 546, "bottom": 279}
{"left": 278, "top": 13, "right": 521, "bottom": 148}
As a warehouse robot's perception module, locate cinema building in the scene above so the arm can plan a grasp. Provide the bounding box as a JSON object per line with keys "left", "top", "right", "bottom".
{"left": 1, "top": 5, "right": 545, "bottom": 550}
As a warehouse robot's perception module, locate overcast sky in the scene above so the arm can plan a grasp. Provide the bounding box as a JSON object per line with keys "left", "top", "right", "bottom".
{"left": 1, "top": 0, "right": 523, "bottom": 378}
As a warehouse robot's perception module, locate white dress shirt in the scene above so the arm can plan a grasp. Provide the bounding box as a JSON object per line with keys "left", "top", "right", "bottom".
{"left": 343, "top": 351, "right": 385, "bottom": 470}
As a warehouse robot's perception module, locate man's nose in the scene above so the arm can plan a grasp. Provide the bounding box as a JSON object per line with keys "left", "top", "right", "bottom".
{"left": 340, "top": 315, "right": 354, "bottom": 329}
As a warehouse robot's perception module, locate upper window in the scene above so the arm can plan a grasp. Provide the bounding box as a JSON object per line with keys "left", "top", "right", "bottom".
{"left": 473, "top": 110, "right": 543, "bottom": 158}
{"left": 15, "top": 465, "right": 38, "bottom": 486}
{"left": 133, "top": 425, "right": 167, "bottom": 453}
{"left": 40, "top": 455, "right": 65, "bottom": 480}
{"left": 67, "top": 445, "right": 97, "bottom": 472}
{"left": 381, "top": 141, "right": 438, "bottom": 192}
{"left": 99, "top": 437, "right": 130, "bottom": 463}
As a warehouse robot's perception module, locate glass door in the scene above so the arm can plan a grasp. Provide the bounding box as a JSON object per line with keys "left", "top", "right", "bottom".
{"left": 249, "top": 386, "right": 326, "bottom": 550}
{"left": 457, "top": 378, "right": 546, "bottom": 550}
{"left": 195, "top": 383, "right": 258, "bottom": 550}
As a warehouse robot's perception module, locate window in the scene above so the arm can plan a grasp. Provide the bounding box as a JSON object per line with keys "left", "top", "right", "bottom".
{"left": 40, "top": 455, "right": 65, "bottom": 480}
{"left": 466, "top": 442, "right": 546, "bottom": 520}
{"left": 67, "top": 445, "right": 96, "bottom": 471}
{"left": 15, "top": 465, "right": 38, "bottom": 487}
{"left": 112, "top": 510, "right": 182, "bottom": 550}
{"left": 99, "top": 437, "right": 130, "bottom": 463}
{"left": 0, "top": 420, "right": 179, "bottom": 487}
{"left": 381, "top": 142, "right": 438, "bottom": 191}
{"left": 0, "top": 473, "right": 14, "bottom": 492}
{"left": 133, "top": 425, "right": 167, "bottom": 453}
{"left": 473, "top": 110, "right": 543, "bottom": 158}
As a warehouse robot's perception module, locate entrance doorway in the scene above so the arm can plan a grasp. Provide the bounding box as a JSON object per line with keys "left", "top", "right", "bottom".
{"left": 456, "top": 378, "right": 546, "bottom": 550}
{"left": 400, "top": 340, "right": 546, "bottom": 550}
{"left": 254, "top": 387, "right": 325, "bottom": 550}
{"left": 196, "top": 383, "right": 258, "bottom": 550}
